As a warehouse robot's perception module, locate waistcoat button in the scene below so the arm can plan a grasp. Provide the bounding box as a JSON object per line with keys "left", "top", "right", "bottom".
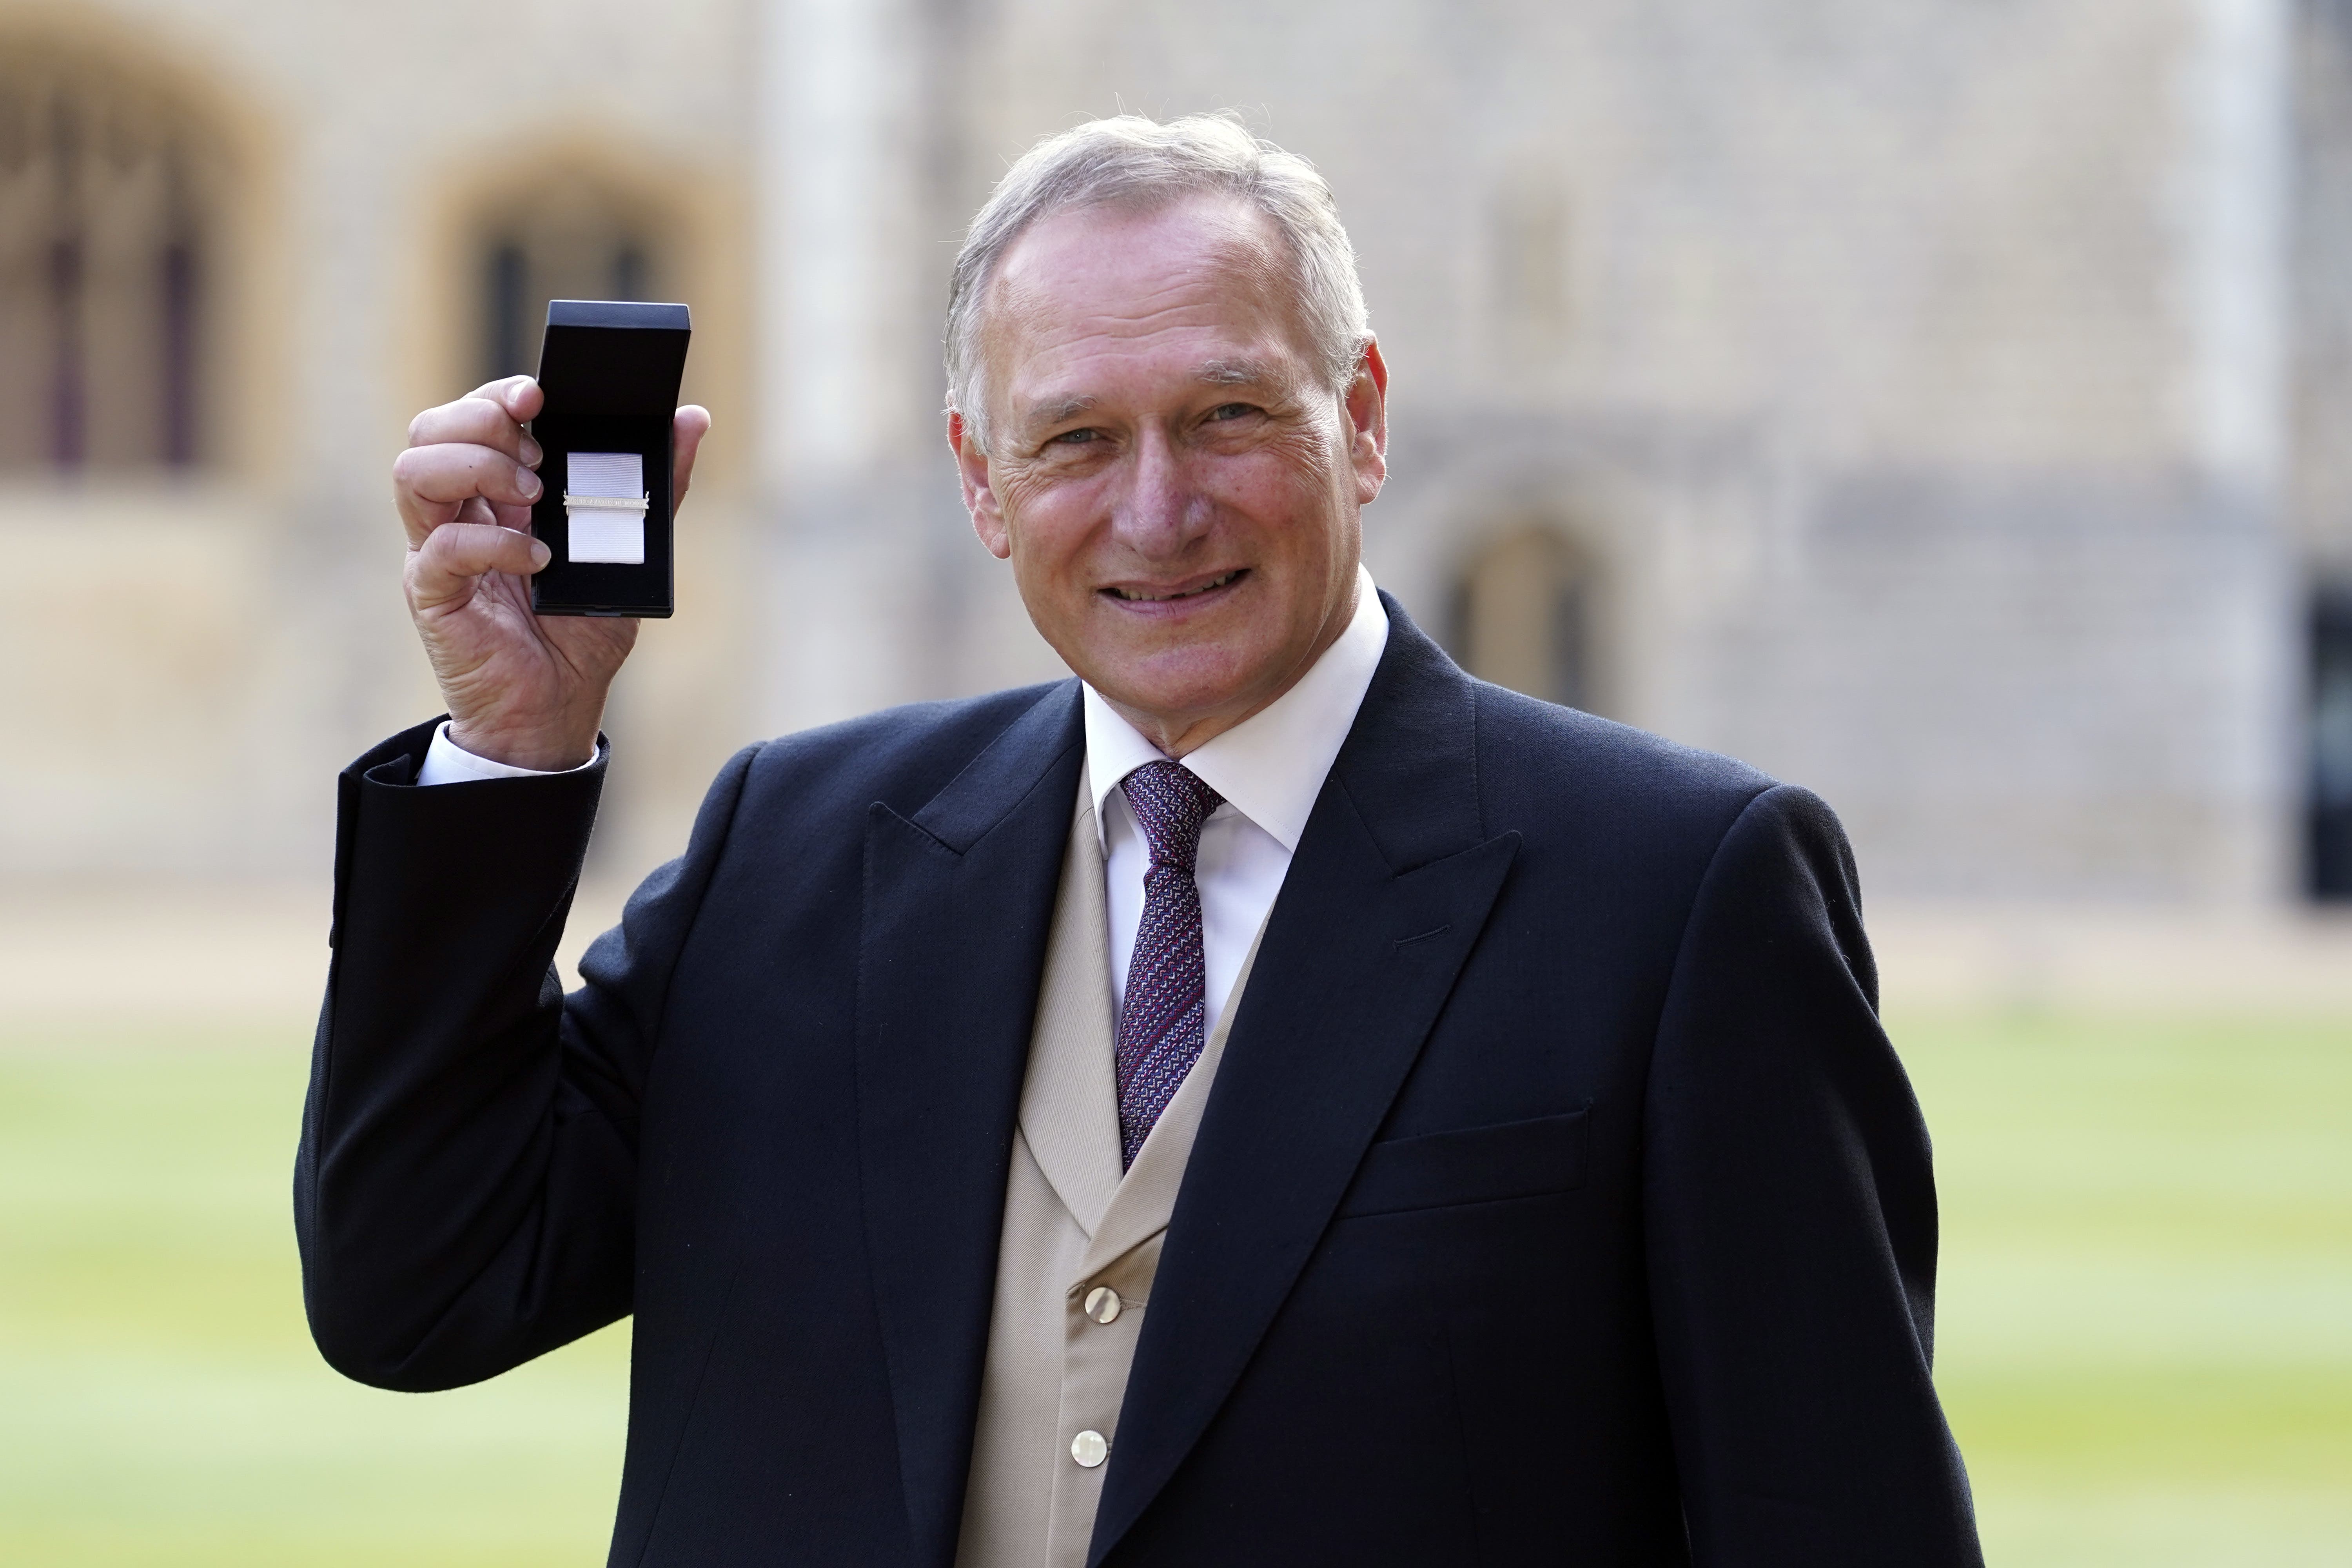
{"left": 1084, "top": 1285, "right": 1121, "bottom": 1324}
{"left": 1071, "top": 1430, "right": 1109, "bottom": 1468}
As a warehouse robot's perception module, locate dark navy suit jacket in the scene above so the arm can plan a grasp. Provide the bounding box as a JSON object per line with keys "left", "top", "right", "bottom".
{"left": 298, "top": 598, "right": 1982, "bottom": 1566}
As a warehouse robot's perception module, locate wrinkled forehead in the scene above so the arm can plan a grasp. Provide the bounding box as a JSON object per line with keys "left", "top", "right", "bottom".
{"left": 980, "top": 195, "right": 1316, "bottom": 390}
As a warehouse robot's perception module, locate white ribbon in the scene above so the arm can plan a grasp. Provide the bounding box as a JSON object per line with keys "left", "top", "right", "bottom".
{"left": 562, "top": 451, "right": 647, "bottom": 565}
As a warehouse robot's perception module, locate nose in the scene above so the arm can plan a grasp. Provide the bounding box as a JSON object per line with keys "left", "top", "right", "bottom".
{"left": 1109, "top": 426, "right": 1209, "bottom": 559}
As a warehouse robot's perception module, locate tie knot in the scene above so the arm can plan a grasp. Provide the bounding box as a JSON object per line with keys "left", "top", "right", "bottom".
{"left": 1120, "top": 760, "right": 1223, "bottom": 871}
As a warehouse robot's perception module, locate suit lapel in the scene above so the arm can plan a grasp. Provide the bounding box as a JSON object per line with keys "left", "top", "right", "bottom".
{"left": 858, "top": 681, "right": 1085, "bottom": 1568}
{"left": 1089, "top": 601, "right": 1521, "bottom": 1564}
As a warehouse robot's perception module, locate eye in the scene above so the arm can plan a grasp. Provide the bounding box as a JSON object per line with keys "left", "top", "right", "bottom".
{"left": 1206, "top": 402, "right": 1256, "bottom": 422}
{"left": 1046, "top": 427, "right": 1100, "bottom": 447}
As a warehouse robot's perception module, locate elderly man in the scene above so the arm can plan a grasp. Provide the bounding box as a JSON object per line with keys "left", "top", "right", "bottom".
{"left": 300, "top": 115, "right": 1982, "bottom": 1566}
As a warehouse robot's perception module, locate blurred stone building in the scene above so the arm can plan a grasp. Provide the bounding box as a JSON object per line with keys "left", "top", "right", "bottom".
{"left": 5, "top": 0, "right": 2350, "bottom": 909}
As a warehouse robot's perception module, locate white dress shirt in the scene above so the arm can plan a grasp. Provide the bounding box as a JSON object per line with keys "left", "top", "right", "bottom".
{"left": 1083, "top": 566, "right": 1388, "bottom": 1033}
{"left": 417, "top": 726, "right": 601, "bottom": 786}
{"left": 417, "top": 564, "right": 1392, "bottom": 1033}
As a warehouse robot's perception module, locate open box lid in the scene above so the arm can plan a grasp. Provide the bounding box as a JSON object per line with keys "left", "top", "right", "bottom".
{"left": 535, "top": 301, "right": 690, "bottom": 420}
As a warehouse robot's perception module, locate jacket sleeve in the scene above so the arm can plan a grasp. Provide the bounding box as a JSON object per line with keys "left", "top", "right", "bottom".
{"left": 295, "top": 717, "right": 758, "bottom": 1392}
{"left": 1644, "top": 783, "right": 1982, "bottom": 1565}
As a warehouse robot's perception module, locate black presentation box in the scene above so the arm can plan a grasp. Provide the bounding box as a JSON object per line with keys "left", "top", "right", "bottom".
{"left": 528, "top": 299, "right": 692, "bottom": 617}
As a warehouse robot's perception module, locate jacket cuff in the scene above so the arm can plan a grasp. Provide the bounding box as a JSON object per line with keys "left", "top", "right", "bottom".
{"left": 328, "top": 718, "right": 607, "bottom": 949}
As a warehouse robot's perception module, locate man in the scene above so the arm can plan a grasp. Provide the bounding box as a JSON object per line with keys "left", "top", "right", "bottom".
{"left": 300, "top": 114, "right": 1982, "bottom": 1566}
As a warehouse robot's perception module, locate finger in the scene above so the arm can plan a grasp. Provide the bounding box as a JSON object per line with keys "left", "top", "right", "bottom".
{"left": 460, "top": 374, "right": 543, "bottom": 427}
{"left": 408, "top": 389, "right": 543, "bottom": 467}
{"left": 445, "top": 494, "right": 541, "bottom": 536}
{"left": 409, "top": 520, "right": 552, "bottom": 611}
{"left": 393, "top": 443, "right": 546, "bottom": 546}
{"left": 671, "top": 405, "right": 712, "bottom": 506}
{"left": 394, "top": 449, "right": 542, "bottom": 547}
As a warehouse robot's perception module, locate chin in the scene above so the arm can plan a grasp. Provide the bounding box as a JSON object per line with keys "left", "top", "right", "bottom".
{"left": 1101, "top": 643, "right": 1269, "bottom": 717}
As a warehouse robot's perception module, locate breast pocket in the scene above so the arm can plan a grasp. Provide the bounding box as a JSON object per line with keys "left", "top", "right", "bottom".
{"left": 1337, "top": 1108, "right": 1591, "bottom": 1219}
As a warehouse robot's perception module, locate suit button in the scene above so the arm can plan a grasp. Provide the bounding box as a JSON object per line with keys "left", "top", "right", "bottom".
{"left": 1071, "top": 1430, "right": 1109, "bottom": 1468}
{"left": 1083, "top": 1286, "right": 1121, "bottom": 1324}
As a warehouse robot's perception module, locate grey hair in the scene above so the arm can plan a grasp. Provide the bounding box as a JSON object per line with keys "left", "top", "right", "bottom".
{"left": 944, "top": 113, "right": 1373, "bottom": 453}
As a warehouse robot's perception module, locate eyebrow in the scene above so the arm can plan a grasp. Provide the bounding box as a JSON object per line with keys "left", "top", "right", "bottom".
{"left": 1197, "top": 357, "right": 1275, "bottom": 386}
{"left": 1022, "top": 392, "right": 1098, "bottom": 427}
{"left": 1018, "top": 358, "right": 1281, "bottom": 431}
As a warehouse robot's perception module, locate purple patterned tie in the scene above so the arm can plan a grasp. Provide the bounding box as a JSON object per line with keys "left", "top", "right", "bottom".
{"left": 1114, "top": 760, "right": 1225, "bottom": 1168}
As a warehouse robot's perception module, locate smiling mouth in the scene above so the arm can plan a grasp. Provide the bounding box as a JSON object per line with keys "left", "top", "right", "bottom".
{"left": 1105, "top": 570, "right": 1247, "bottom": 603}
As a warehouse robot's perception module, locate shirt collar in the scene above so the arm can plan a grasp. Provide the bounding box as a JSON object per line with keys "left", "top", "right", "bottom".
{"left": 1082, "top": 563, "right": 1390, "bottom": 853}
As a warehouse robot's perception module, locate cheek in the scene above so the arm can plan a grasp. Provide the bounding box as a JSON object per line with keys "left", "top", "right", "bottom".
{"left": 1211, "top": 442, "right": 1344, "bottom": 553}
{"left": 1000, "top": 479, "right": 1103, "bottom": 592}
{"left": 993, "top": 463, "right": 1056, "bottom": 521}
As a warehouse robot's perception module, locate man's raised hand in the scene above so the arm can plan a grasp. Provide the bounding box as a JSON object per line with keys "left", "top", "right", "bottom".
{"left": 392, "top": 376, "right": 710, "bottom": 770}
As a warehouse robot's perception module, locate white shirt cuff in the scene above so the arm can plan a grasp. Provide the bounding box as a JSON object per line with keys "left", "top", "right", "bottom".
{"left": 417, "top": 721, "right": 602, "bottom": 786}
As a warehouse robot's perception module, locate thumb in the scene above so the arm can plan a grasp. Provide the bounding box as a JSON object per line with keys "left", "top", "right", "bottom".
{"left": 671, "top": 406, "right": 713, "bottom": 507}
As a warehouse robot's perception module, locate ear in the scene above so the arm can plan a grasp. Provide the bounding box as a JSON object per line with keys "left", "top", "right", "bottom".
{"left": 949, "top": 410, "right": 1012, "bottom": 560}
{"left": 1345, "top": 339, "right": 1389, "bottom": 506}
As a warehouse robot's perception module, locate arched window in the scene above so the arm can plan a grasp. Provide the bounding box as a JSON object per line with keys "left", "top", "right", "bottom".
{"left": 470, "top": 177, "right": 665, "bottom": 384}
{"left": 1449, "top": 525, "right": 1601, "bottom": 711}
{"left": 0, "top": 45, "right": 228, "bottom": 472}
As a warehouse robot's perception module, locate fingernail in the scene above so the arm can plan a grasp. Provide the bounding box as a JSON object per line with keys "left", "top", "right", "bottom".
{"left": 519, "top": 436, "right": 543, "bottom": 466}
{"left": 518, "top": 468, "right": 543, "bottom": 499}
{"left": 528, "top": 539, "right": 551, "bottom": 569}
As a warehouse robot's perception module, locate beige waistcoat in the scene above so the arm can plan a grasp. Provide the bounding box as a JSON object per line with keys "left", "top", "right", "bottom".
{"left": 953, "top": 779, "right": 1263, "bottom": 1568}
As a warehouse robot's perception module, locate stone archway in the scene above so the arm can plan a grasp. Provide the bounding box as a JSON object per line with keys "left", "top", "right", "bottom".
{"left": 1448, "top": 523, "right": 1606, "bottom": 713}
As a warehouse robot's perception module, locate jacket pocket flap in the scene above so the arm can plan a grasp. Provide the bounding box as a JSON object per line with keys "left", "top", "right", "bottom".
{"left": 1338, "top": 1108, "right": 1590, "bottom": 1218}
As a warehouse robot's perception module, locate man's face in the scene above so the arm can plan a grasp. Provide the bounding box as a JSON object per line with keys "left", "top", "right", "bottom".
{"left": 951, "top": 196, "right": 1388, "bottom": 756}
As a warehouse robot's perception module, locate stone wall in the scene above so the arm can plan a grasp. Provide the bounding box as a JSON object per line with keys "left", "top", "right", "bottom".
{"left": 0, "top": 0, "right": 2316, "bottom": 906}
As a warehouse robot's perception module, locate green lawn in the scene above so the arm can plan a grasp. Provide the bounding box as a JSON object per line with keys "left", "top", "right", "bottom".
{"left": 1909, "top": 1012, "right": 2352, "bottom": 1565}
{"left": 0, "top": 1023, "right": 625, "bottom": 1567}
{"left": 1, "top": 1012, "right": 2345, "bottom": 1564}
